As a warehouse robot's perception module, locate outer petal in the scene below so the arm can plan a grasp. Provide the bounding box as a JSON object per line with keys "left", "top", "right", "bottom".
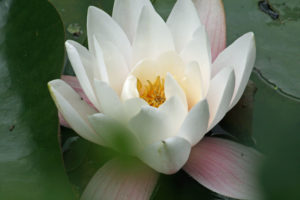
{"left": 167, "top": 0, "right": 202, "bottom": 52}
{"left": 193, "top": 0, "right": 226, "bottom": 61}
{"left": 88, "top": 114, "right": 141, "bottom": 155}
{"left": 184, "top": 137, "right": 263, "bottom": 200}
{"left": 61, "top": 75, "right": 94, "bottom": 108}
{"left": 207, "top": 67, "right": 235, "bottom": 130}
{"left": 87, "top": 6, "right": 132, "bottom": 65}
{"left": 180, "top": 26, "right": 211, "bottom": 96}
{"left": 81, "top": 158, "right": 159, "bottom": 200}
{"left": 112, "top": 0, "right": 154, "bottom": 43}
{"left": 178, "top": 99, "right": 209, "bottom": 146}
{"left": 132, "top": 6, "right": 175, "bottom": 64}
{"left": 212, "top": 32, "right": 256, "bottom": 109}
{"left": 48, "top": 80, "right": 104, "bottom": 146}
{"left": 59, "top": 75, "right": 95, "bottom": 128}
{"left": 93, "top": 79, "right": 122, "bottom": 118}
{"left": 138, "top": 136, "right": 191, "bottom": 174}
{"left": 94, "top": 36, "right": 129, "bottom": 94}
{"left": 65, "top": 40, "right": 100, "bottom": 109}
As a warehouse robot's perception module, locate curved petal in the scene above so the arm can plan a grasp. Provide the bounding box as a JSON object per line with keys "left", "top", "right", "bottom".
{"left": 193, "top": 0, "right": 226, "bottom": 61}
{"left": 178, "top": 99, "right": 209, "bottom": 146}
{"left": 92, "top": 36, "right": 110, "bottom": 84}
{"left": 167, "top": 0, "right": 201, "bottom": 52}
{"left": 94, "top": 35, "right": 129, "bottom": 94}
{"left": 87, "top": 6, "right": 132, "bottom": 65}
{"left": 112, "top": 0, "right": 154, "bottom": 43}
{"left": 207, "top": 66, "right": 235, "bottom": 130}
{"left": 93, "top": 79, "right": 122, "bottom": 118}
{"left": 181, "top": 61, "right": 204, "bottom": 108}
{"left": 138, "top": 136, "right": 191, "bottom": 175}
{"left": 212, "top": 32, "right": 256, "bottom": 109}
{"left": 132, "top": 6, "right": 175, "bottom": 64}
{"left": 159, "top": 96, "right": 188, "bottom": 133}
{"left": 48, "top": 80, "right": 104, "bottom": 146}
{"left": 131, "top": 51, "right": 185, "bottom": 84}
{"left": 121, "top": 75, "right": 140, "bottom": 101}
{"left": 165, "top": 73, "right": 188, "bottom": 108}
{"left": 184, "top": 137, "right": 263, "bottom": 200}
{"left": 180, "top": 26, "right": 211, "bottom": 96}
{"left": 88, "top": 114, "right": 141, "bottom": 154}
{"left": 122, "top": 98, "right": 148, "bottom": 121}
{"left": 81, "top": 158, "right": 159, "bottom": 200}
{"left": 65, "top": 40, "right": 100, "bottom": 109}
{"left": 61, "top": 75, "right": 94, "bottom": 108}
{"left": 129, "top": 106, "right": 172, "bottom": 146}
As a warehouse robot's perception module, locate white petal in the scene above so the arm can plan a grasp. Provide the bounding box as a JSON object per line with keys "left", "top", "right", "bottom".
{"left": 167, "top": 0, "right": 202, "bottom": 51}
{"left": 93, "top": 79, "right": 122, "bottom": 118}
{"left": 178, "top": 99, "right": 209, "bottom": 146}
{"left": 180, "top": 26, "right": 211, "bottom": 96}
{"left": 165, "top": 73, "right": 188, "bottom": 108}
{"left": 94, "top": 35, "right": 129, "bottom": 94}
{"left": 92, "top": 36, "right": 110, "bottom": 83}
{"left": 129, "top": 106, "right": 172, "bottom": 146}
{"left": 131, "top": 51, "right": 185, "bottom": 84}
{"left": 138, "top": 136, "right": 191, "bottom": 174}
{"left": 212, "top": 32, "right": 256, "bottom": 109}
{"left": 88, "top": 113, "right": 141, "bottom": 154}
{"left": 81, "top": 158, "right": 159, "bottom": 200}
{"left": 207, "top": 67, "right": 235, "bottom": 129}
{"left": 159, "top": 96, "right": 188, "bottom": 133}
{"left": 87, "top": 6, "right": 132, "bottom": 65}
{"left": 132, "top": 6, "right": 175, "bottom": 64}
{"left": 65, "top": 40, "right": 100, "bottom": 110}
{"left": 121, "top": 75, "right": 140, "bottom": 101}
{"left": 123, "top": 98, "right": 148, "bottom": 121}
{"left": 184, "top": 137, "right": 263, "bottom": 200}
{"left": 112, "top": 0, "right": 154, "bottom": 43}
{"left": 48, "top": 80, "right": 104, "bottom": 146}
{"left": 181, "top": 61, "right": 204, "bottom": 108}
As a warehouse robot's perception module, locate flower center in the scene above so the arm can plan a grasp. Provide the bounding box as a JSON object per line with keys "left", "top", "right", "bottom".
{"left": 137, "top": 76, "right": 166, "bottom": 108}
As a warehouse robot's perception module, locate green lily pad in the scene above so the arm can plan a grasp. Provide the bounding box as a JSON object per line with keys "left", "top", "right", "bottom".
{"left": 49, "top": 0, "right": 114, "bottom": 43}
{"left": 224, "top": 0, "right": 300, "bottom": 99}
{"left": 251, "top": 73, "right": 300, "bottom": 200}
{"left": 0, "top": 0, "right": 76, "bottom": 199}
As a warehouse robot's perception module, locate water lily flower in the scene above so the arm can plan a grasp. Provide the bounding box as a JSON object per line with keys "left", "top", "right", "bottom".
{"left": 48, "top": 0, "right": 262, "bottom": 199}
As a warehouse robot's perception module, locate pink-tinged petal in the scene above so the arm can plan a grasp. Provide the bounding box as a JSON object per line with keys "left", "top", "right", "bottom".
{"left": 48, "top": 80, "right": 105, "bottom": 146}
{"left": 61, "top": 75, "right": 94, "bottom": 108}
{"left": 59, "top": 75, "right": 97, "bottom": 128}
{"left": 192, "top": 0, "right": 226, "bottom": 61}
{"left": 184, "top": 137, "right": 263, "bottom": 200}
{"left": 58, "top": 112, "right": 70, "bottom": 128}
{"left": 81, "top": 158, "right": 159, "bottom": 200}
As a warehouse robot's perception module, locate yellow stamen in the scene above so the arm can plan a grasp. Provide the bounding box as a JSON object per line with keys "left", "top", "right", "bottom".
{"left": 137, "top": 76, "right": 166, "bottom": 108}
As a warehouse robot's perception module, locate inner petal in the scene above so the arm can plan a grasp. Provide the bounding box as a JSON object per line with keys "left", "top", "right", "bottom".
{"left": 137, "top": 76, "right": 166, "bottom": 108}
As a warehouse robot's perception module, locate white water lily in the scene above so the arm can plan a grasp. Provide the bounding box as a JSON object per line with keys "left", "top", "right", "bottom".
{"left": 48, "top": 0, "right": 261, "bottom": 199}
